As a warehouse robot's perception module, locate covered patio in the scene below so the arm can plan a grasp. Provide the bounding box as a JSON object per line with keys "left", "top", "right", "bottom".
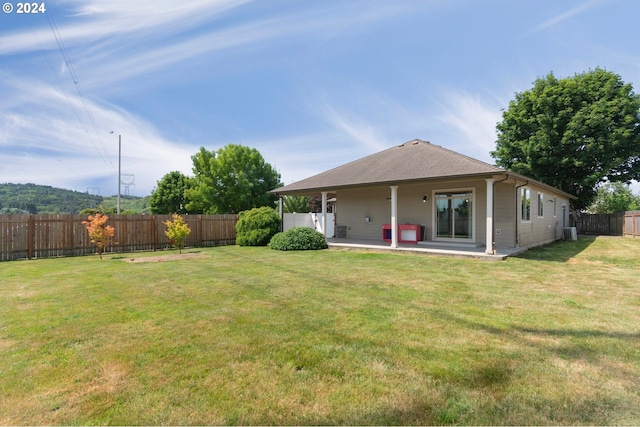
{"left": 326, "top": 237, "right": 527, "bottom": 260}
{"left": 271, "top": 140, "right": 575, "bottom": 256}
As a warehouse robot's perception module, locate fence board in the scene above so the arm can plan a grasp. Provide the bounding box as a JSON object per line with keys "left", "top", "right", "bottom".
{"left": 623, "top": 210, "right": 640, "bottom": 238}
{"left": 0, "top": 214, "right": 237, "bottom": 262}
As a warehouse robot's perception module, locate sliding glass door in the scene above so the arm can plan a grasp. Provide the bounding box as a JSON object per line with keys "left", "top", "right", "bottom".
{"left": 435, "top": 191, "right": 473, "bottom": 240}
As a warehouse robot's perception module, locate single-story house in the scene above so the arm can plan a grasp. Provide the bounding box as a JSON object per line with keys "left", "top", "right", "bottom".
{"left": 271, "top": 139, "right": 576, "bottom": 255}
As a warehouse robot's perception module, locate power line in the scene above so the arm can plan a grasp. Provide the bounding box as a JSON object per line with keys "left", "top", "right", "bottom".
{"left": 44, "top": 10, "right": 114, "bottom": 170}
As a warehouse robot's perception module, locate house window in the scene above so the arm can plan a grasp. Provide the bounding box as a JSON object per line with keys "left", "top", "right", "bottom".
{"left": 435, "top": 190, "right": 473, "bottom": 240}
{"left": 520, "top": 188, "right": 531, "bottom": 222}
{"left": 537, "top": 193, "right": 544, "bottom": 217}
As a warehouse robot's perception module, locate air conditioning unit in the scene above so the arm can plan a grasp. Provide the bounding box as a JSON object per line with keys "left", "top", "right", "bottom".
{"left": 563, "top": 227, "right": 577, "bottom": 240}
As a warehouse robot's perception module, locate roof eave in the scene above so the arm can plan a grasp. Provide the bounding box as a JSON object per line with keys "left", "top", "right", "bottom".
{"left": 270, "top": 172, "right": 507, "bottom": 196}
{"left": 270, "top": 171, "right": 577, "bottom": 200}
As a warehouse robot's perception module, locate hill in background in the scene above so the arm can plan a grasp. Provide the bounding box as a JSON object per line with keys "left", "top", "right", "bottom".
{"left": 0, "top": 183, "right": 150, "bottom": 214}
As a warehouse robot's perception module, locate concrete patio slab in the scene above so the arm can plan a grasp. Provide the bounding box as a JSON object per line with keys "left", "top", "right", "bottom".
{"left": 327, "top": 238, "right": 528, "bottom": 260}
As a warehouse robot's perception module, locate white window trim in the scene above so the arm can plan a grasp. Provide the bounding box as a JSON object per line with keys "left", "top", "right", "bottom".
{"left": 520, "top": 187, "right": 531, "bottom": 223}
{"left": 537, "top": 192, "right": 544, "bottom": 218}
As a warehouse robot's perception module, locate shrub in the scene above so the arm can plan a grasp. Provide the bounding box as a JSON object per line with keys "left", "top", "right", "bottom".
{"left": 163, "top": 213, "right": 191, "bottom": 253}
{"left": 236, "top": 207, "right": 281, "bottom": 246}
{"left": 268, "top": 227, "right": 328, "bottom": 251}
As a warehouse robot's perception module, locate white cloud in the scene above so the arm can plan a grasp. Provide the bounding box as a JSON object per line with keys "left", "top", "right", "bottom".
{"left": 315, "top": 102, "right": 390, "bottom": 154}
{"left": 431, "top": 89, "right": 504, "bottom": 163}
{"left": 0, "top": 0, "right": 416, "bottom": 194}
{"left": 0, "top": 77, "right": 196, "bottom": 194}
{"left": 525, "top": 0, "right": 600, "bottom": 35}
{"left": 0, "top": 0, "right": 250, "bottom": 55}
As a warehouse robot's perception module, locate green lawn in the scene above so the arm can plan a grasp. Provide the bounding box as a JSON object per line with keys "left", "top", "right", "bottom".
{"left": 1, "top": 236, "right": 639, "bottom": 425}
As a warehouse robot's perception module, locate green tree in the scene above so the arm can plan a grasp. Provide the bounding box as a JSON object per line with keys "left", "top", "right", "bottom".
{"left": 282, "top": 195, "right": 311, "bottom": 213}
{"left": 149, "top": 171, "right": 194, "bottom": 214}
{"left": 588, "top": 182, "right": 640, "bottom": 213}
{"left": 492, "top": 68, "right": 640, "bottom": 210}
{"left": 186, "top": 144, "right": 282, "bottom": 214}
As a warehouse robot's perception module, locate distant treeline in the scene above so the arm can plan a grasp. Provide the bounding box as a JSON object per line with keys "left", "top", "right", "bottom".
{"left": 0, "top": 183, "right": 150, "bottom": 214}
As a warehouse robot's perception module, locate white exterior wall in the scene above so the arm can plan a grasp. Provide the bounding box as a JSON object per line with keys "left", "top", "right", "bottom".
{"left": 282, "top": 212, "right": 335, "bottom": 236}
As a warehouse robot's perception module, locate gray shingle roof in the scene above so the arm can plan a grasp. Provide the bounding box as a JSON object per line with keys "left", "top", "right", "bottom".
{"left": 271, "top": 139, "right": 504, "bottom": 194}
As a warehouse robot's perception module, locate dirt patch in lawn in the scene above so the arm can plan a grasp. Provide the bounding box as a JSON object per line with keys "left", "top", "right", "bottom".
{"left": 122, "top": 253, "right": 207, "bottom": 263}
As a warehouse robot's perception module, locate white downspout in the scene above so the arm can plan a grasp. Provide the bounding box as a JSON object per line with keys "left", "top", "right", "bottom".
{"left": 487, "top": 174, "right": 509, "bottom": 254}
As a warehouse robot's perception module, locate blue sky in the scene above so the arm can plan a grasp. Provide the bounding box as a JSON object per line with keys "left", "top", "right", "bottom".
{"left": 1, "top": 0, "right": 639, "bottom": 196}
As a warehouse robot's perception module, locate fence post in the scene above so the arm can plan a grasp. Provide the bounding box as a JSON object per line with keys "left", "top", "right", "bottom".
{"left": 152, "top": 215, "right": 157, "bottom": 251}
{"left": 28, "top": 215, "right": 35, "bottom": 260}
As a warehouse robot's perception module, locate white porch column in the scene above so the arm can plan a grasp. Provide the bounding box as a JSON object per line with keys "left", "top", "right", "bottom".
{"left": 390, "top": 185, "right": 398, "bottom": 248}
{"left": 485, "top": 178, "right": 494, "bottom": 254}
{"left": 278, "top": 196, "right": 284, "bottom": 232}
{"left": 321, "top": 191, "right": 328, "bottom": 238}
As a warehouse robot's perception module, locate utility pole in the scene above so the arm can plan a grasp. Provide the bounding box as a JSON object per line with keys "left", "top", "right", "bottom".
{"left": 117, "top": 134, "right": 121, "bottom": 214}
{"left": 110, "top": 131, "right": 122, "bottom": 214}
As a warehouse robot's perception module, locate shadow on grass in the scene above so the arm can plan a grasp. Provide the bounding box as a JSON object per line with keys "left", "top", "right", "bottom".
{"left": 513, "top": 326, "right": 640, "bottom": 340}
{"left": 437, "top": 310, "right": 640, "bottom": 343}
{"left": 515, "top": 235, "right": 597, "bottom": 262}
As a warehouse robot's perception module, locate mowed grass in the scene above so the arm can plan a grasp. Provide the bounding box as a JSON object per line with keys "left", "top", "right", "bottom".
{"left": 1, "top": 236, "right": 639, "bottom": 425}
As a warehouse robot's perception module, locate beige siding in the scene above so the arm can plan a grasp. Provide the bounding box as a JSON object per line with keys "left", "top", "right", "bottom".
{"left": 516, "top": 184, "right": 570, "bottom": 248}
{"left": 334, "top": 178, "right": 571, "bottom": 249}
{"left": 336, "top": 187, "right": 391, "bottom": 240}
{"left": 336, "top": 179, "right": 488, "bottom": 244}
{"left": 494, "top": 182, "right": 516, "bottom": 247}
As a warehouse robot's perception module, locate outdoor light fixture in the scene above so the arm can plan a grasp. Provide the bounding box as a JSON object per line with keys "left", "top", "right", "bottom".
{"left": 422, "top": 195, "right": 428, "bottom": 203}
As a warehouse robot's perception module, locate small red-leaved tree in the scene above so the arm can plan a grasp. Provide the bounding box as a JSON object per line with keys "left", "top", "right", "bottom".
{"left": 82, "top": 213, "right": 115, "bottom": 259}
{"left": 163, "top": 213, "right": 191, "bottom": 253}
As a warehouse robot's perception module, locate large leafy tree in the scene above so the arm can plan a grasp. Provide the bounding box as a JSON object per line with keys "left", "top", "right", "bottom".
{"left": 186, "top": 144, "right": 282, "bottom": 214}
{"left": 149, "top": 171, "right": 195, "bottom": 214}
{"left": 492, "top": 68, "right": 640, "bottom": 210}
{"left": 588, "top": 182, "right": 640, "bottom": 214}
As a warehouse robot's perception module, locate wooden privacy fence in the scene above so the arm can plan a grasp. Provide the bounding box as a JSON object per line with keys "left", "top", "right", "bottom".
{"left": 577, "top": 212, "right": 624, "bottom": 235}
{"left": 623, "top": 210, "right": 640, "bottom": 238}
{"left": 0, "top": 214, "right": 237, "bottom": 262}
{"left": 576, "top": 211, "right": 640, "bottom": 237}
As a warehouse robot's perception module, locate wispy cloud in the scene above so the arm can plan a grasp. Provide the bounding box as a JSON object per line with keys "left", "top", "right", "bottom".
{"left": 315, "top": 102, "right": 390, "bottom": 154}
{"left": 432, "top": 89, "right": 504, "bottom": 163}
{"left": 525, "top": 0, "right": 600, "bottom": 35}
{"left": 0, "top": 0, "right": 250, "bottom": 54}
{"left": 0, "top": 76, "right": 196, "bottom": 193}
{"left": 1, "top": 0, "right": 406, "bottom": 192}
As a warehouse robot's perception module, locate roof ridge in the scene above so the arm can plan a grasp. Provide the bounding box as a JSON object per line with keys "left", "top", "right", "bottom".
{"left": 428, "top": 142, "right": 502, "bottom": 171}
{"left": 307, "top": 141, "right": 404, "bottom": 177}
